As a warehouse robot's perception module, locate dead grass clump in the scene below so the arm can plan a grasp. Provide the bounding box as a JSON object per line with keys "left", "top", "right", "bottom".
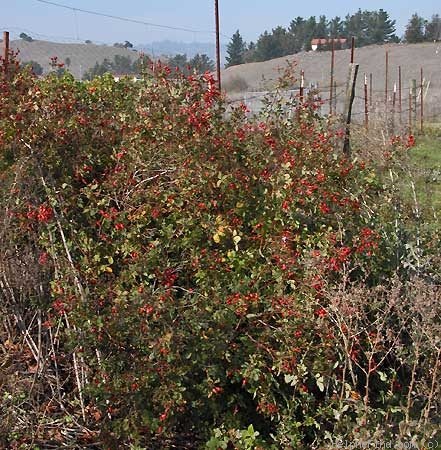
{"left": 223, "top": 76, "right": 249, "bottom": 93}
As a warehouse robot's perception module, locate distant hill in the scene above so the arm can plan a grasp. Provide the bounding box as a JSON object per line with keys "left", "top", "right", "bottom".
{"left": 137, "top": 40, "right": 227, "bottom": 63}
{"left": 10, "top": 39, "right": 141, "bottom": 79}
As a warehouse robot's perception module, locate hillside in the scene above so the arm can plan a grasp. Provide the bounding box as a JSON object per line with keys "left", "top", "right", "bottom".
{"left": 10, "top": 39, "right": 140, "bottom": 79}
{"left": 137, "top": 40, "right": 227, "bottom": 63}
{"left": 223, "top": 42, "right": 441, "bottom": 118}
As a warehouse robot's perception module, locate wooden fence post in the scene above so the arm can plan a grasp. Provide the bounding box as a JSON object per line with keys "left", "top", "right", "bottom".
{"left": 350, "top": 36, "right": 355, "bottom": 63}
{"left": 3, "top": 31, "right": 9, "bottom": 75}
{"left": 369, "top": 73, "right": 373, "bottom": 107}
{"left": 343, "top": 63, "right": 359, "bottom": 156}
{"left": 385, "top": 51, "right": 389, "bottom": 105}
{"left": 420, "top": 68, "right": 424, "bottom": 134}
{"left": 392, "top": 83, "right": 397, "bottom": 135}
{"left": 398, "top": 66, "right": 402, "bottom": 125}
{"left": 364, "top": 74, "right": 369, "bottom": 129}
{"left": 412, "top": 79, "right": 417, "bottom": 127}
{"left": 330, "top": 40, "right": 335, "bottom": 115}
{"left": 300, "top": 69, "right": 305, "bottom": 103}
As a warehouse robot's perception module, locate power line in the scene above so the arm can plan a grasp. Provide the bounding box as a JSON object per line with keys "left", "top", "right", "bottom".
{"left": 34, "top": 0, "right": 231, "bottom": 38}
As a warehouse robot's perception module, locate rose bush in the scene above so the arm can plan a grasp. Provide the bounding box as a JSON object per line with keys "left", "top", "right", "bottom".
{"left": 1, "top": 56, "right": 439, "bottom": 448}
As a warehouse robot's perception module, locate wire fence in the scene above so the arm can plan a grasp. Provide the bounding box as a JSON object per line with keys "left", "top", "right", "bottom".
{"left": 225, "top": 69, "right": 441, "bottom": 131}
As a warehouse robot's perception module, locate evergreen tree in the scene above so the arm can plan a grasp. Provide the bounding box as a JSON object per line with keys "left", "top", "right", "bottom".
{"left": 243, "top": 41, "right": 256, "bottom": 63}
{"left": 225, "top": 30, "right": 247, "bottom": 67}
{"left": 303, "top": 16, "right": 318, "bottom": 51}
{"left": 329, "top": 16, "right": 344, "bottom": 37}
{"left": 189, "top": 54, "right": 215, "bottom": 74}
{"left": 315, "top": 15, "right": 329, "bottom": 38}
{"left": 288, "top": 17, "right": 307, "bottom": 53}
{"left": 344, "top": 10, "right": 369, "bottom": 46}
{"left": 167, "top": 54, "right": 189, "bottom": 73}
{"left": 82, "top": 58, "right": 113, "bottom": 80}
{"left": 369, "top": 9, "right": 398, "bottom": 44}
{"left": 425, "top": 14, "right": 441, "bottom": 41}
{"left": 254, "top": 27, "right": 290, "bottom": 61}
{"left": 405, "top": 13, "right": 426, "bottom": 43}
{"left": 253, "top": 31, "right": 274, "bottom": 61}
{"left": 112, "top": 55, "right": 135, "bottom": 74}
{"left": 271, "top": 26, "right": 290, "bottom": 57}
{"left": 132, "top": 54, "right": 153, "bottom": 74}
{"left": 22, "top": 60, "right": 43, "bottom": 76}
{"left": 19, "top": 32, "right": 33, "bottom": 42}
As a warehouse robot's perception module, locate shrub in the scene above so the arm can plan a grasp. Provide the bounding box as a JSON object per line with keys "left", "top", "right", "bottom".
{"left": 0, "top": 55, "right": 439, "bottom": 449}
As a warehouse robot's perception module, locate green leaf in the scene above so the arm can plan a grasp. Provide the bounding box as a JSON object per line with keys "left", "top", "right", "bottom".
{"left": 315, "top": 374, "right": 325, "bottom": 392}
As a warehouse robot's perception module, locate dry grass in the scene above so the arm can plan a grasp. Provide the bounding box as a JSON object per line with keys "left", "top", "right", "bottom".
{"left": 223, "top": 42, "right": 441, "bottom": 119}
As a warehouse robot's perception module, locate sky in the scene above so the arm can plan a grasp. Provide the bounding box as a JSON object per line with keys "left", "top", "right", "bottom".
{"left": 2, "top": 0, "right": 439, "bottom": 45}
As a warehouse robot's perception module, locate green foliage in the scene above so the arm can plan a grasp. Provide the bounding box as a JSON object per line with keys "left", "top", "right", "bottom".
{"left": 189, "top": 53, "right": 215, "bottom": 73}
{"left": 407, "top": 135, "right": 441, "bottom": 213}
{"left": 0, "top": 54, "right": 439, "bottom": 449}
{"left": 19, "top": 32, "right": 33, "bottom": 42}
{"left": 82, "top": 54, "right": 150, "bottom": 80}
{"left": 425, "top": 14, "right": 441, "bottom": 41}
{"left": 114, "top": 40, "right": 134, "bottom": 49}
{"left": 167, "top": 53, "right": 215, "bottom": 75}
{"left": 245, "top": 9, "right": 399, "bottom": 62}
{"left": 405, "top": 13, "right": 426, "bottom": 43}
{"left": 21, "top": 60, "right": 43, "bottom": 76}
{"left": 226, "top": 30, "right": 247, "bottom": 67}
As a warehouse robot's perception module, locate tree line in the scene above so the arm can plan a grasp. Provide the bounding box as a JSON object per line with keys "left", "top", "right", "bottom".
{"left": 226, "top": 10, "right": 441, "bottom": 67}
{"left": 20, "top": 53, "right": 215, "bottom": 80}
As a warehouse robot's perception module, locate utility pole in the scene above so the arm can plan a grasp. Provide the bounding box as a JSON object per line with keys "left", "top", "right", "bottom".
{"left": 214, "top": 0, "right": 221, "bottom": 90}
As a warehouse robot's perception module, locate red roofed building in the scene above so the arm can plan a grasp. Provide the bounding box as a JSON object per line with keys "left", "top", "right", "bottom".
{"left": 311, "top": 38, "right": 347, "bottom": 51}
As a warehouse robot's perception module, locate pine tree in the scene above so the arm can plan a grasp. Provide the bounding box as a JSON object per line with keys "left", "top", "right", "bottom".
{"left": 225, "top": 30, "right": 246, "bottom": 67}
{"left": 303, "top": 16, "right": 318, "bottom": 51}
{"left": 315, "top": 15, "right": 329, "bottom": 38}
{"left": 253, "top": 31, "right": 274, "bottom": 61}
{"left": 167, "top": 54, "right": 189, "bottom": 73}
{"left": 288, "top": 17, "right": 307, "bottom": 53}
{"left": 405, "top": 13, "right": 426, "bottom": 43}
{"left": 189, "top": 54, "right": 215, "bottom": 74}
{"left": 244, "top": 42, "right": 256, "bottom": 63}
{"left": 425, "top": 14, "right": 441, "bottom": 41}
{"left": 329, "top": 16, "right": 344, "bottom": 38}
{"left": 22, "top": 60, "right": 43, "bottom": 76}
{"left": 344, "top": 10, "right": 369, "bottom": 46}
{"left": 271, "top": 26, "right": 290, "bottom": 57}
{"left": 369, "top": 9, "right": 398, "bottom": 44}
